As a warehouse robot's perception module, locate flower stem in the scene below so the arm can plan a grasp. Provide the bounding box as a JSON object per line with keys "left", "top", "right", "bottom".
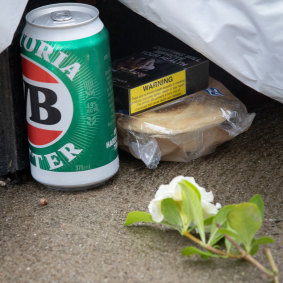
{"left": 215, "top": 224, "right": 276, "bottom": 280}
{"left": 245, "top": 253, "right": 275, "bottom": 280}
{"left": 183, "top": 231, "right": 240, "bottom": 258}
{"left": 184, "top": 226, "right": 276, "bottom": 281}
{"left": 265, "top": 249, "right": 279, "bottom": 283}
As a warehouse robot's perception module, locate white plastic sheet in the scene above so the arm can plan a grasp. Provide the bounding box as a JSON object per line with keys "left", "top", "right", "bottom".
{"left": 0, "top": 0, "right": 28, "bottom": 53}
{"left": 119, "top": 0, "right": 283, "bottom": 103}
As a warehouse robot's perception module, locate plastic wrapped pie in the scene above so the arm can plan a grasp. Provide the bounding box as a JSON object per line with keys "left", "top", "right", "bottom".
{"left": 116, "top": 78, "right": 255, "bottom": 168}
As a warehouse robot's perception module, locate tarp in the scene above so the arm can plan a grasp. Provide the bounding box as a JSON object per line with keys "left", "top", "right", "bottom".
{"left": 0, "top": 0, "right": 28, "bottom": 53}
{"left": 119, "top": 0, "right": 283, "bottom": 103}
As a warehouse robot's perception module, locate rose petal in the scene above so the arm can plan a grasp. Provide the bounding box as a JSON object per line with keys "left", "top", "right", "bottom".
{"left": 148, "top": 176, "right": 222, "bottom": 223}
{"left": 148, "top": 199, "right": 163, "bottom": 223}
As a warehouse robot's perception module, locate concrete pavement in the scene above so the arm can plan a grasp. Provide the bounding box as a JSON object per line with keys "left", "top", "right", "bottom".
{"left": 0, "top": 100, "right": 282, "bottom": 282}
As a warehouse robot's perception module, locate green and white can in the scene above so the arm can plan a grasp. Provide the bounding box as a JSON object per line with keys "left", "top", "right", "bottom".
{"left": 20, "top": 3, "right": 119, "bottom": 190}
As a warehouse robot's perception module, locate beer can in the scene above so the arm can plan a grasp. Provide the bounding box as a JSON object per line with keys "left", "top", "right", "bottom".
{"left": 20, "top": 3, "right": 119, "bottom": 190}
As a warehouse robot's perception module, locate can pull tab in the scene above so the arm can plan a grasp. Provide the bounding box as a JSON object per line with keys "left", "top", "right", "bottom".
{"left": 51, "top": 10, "right": 72, "bottom": 22}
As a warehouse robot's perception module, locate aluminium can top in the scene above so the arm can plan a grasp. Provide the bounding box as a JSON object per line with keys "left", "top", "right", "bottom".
{"left": 26, "top": 3, "right": 99, "bottom": 29}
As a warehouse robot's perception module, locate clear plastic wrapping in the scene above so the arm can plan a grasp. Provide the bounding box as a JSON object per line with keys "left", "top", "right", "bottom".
{"left": 116, "top": 78, "right": 255, "bottom": 168}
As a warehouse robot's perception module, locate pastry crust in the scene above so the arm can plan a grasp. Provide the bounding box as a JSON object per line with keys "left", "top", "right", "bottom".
{"left": 124, "top": 101, "right": 226, "bottom": 135}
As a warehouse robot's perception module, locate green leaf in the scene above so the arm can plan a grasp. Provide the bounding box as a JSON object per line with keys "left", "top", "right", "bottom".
{"left": 250, "top": 244, "right": 259, "bottom": 256}
{"left": 253, "top": 236, "right": 274, "bottom": 246}
{"left": 250, "top": 236, "right": 275, "bottom": 254}
{"left": 188, "top": 216, "right": 215, "bottom": 233}
{"left": 179, "top": 186, "right": 193, "bottom": 232}
{"left": 227, "top": 203, "right": 262, "bottom": 253}
{"left": 249, "top": 194, "right": 264, "bottom": 219}
{"left": 124, "top": 211, "right": 154, "bottom": 226}
{"left": 161, "top": 198, "right": 183, "bottom": 229}
{"left": 218, "top": 227, "right": 240, "bottom": 240}
{"left": 204, "top": 216, "right": 215, "bottom": 226}
{"left": 182, "top": 246, "right": 221, "bottom": 260}
{"left": 225, "top": 237, "right": 233, "bottom": 254}
{"left": 223, "top": 222, "right": 241, "bottom": 254}
{"left": 179, "top": 180, "right": 205, "bottom": 243}
{"left": 207, "top": 205, "right": 235, "bottom": 246}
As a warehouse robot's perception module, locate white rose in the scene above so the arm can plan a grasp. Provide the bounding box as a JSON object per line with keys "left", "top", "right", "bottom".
{"left": 148, "top": 176, "right": 221, "bottom": 223}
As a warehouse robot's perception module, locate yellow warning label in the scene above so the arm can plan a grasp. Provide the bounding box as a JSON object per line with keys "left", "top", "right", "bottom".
{"left": 130, "top": 70, "right": 186, "bottom": 114}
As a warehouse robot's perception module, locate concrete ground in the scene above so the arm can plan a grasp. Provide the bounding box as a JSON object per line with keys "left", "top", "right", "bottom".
{"left": 0, "top": 100, "right": 282, "bottom": 283}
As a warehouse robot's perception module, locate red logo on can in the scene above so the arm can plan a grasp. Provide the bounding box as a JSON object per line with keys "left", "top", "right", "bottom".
{"left": 21, "top": 55, "right": 73, "bottom": 148}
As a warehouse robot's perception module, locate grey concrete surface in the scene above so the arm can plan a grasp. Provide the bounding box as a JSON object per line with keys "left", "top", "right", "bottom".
{"left": 0, "top": 101, "right": 282, "bottom": 283}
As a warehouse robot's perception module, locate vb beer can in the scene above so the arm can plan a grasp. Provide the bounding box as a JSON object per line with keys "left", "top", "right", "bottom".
{"left": 20, "top": 3, "right": 119, "bottom": 190}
